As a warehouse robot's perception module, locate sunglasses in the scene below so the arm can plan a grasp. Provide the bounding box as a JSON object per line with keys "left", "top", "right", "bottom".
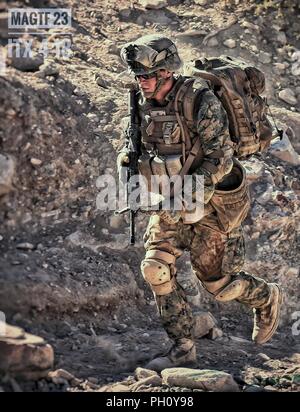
{"left": 135, "top": 72, "right": 158, "bottom": 80}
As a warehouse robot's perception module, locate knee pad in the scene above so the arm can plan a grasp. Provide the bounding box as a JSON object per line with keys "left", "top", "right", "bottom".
{"left": 201, "top": 275, "right": 231, "bottom": 295}
{"left": 215, "top": 278, "right": 247, "bottom": 302}
{"left": 202, "top": 274, "right": 248, "bottom": 302}
{"left": 141, "top": 250, "right": 176, "bottom": 296}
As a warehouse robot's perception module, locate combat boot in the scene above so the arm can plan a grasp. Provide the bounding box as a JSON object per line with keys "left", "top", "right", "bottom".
{"left": 145, "top": 338, "right": 196, "bottom": 372}
{"left": 252, "top": 283, "right": 283, "bottom": 344}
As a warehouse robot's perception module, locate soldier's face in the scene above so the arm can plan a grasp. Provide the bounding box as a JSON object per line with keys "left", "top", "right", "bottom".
{"left": 136, "top": 70, "right": 172, "bottom": 98}
{"left": 136, "top": 72, "right": 158, "bottom": 98}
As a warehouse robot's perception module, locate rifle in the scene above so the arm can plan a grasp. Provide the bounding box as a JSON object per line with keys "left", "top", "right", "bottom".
{"left": 115, "top": 86, "right": 141, "bottom": 245}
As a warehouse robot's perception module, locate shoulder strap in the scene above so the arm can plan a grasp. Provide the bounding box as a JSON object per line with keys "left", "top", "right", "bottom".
{"left": 182, "top": 77, "right": 210, "bottom": 124}
{"left": 174, "top": 78, "right": 195, "bottom": 162}
{"left": 170, "top": 78, "right": 207, "bottom": 197}
{"left": 170, "top": 77, "right": 219, "bottom": 196}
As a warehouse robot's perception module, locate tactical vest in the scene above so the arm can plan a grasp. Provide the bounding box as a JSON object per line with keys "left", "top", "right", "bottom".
{"left": 137, "top": 76, "right": 209, "bottom": 189}
{"left": 136, "top": 75, "right": 249, "bottom": 226}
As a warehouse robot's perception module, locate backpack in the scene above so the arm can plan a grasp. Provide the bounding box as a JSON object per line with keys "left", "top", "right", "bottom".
{"left": 184, "top": 55, "right": 274, "bottom": 159}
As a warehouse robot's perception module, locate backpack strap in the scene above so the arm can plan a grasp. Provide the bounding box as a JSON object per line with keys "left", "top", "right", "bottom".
{"left": 174, "top": 78, "right": 194, "bottom": 163}
{"left": 174, "top": 77, "right": 211, "bottom": 162}
{"left": 170, "top": 78, "right": 205, "bottom": 196}
{"left": 171, "top": 77, "right": 230, "bottom": 195}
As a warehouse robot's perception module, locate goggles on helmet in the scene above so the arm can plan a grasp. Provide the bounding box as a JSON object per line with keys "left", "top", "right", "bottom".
{"left": 121, "top": 43, "right": 177, "bottom": 73}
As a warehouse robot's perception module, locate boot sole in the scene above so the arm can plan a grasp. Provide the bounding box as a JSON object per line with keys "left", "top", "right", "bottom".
{"left": 255, "top": 284, "right": 283, "bottom": 344}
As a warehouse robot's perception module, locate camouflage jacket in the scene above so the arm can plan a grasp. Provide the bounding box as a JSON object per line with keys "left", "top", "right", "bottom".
{"left": 121, "top": 75, "right": 236, "bottom": 202}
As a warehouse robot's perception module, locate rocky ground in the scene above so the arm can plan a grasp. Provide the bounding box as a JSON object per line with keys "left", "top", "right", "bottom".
{"left": 0, "top": 0, "right": 299, "bottom": 392}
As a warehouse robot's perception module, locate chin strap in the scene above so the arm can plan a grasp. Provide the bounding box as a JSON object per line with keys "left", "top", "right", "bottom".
{"left": 147, "top": 71, "right": 168, "bottom": 99}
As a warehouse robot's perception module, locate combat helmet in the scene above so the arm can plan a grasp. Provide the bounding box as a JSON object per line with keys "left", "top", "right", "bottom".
{"left": 120, "top": 34, "right": 182, "bottom": 76}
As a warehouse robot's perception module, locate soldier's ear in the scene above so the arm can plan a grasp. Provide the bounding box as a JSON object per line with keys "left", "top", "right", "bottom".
{"left": 159, "top": 69, "right": 172, "bottom": 79}
{"left": 160, "top": 69, "right": 172, "bottom": 79}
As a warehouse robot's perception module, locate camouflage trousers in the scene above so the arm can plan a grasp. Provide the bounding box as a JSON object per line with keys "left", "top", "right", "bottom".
{"left": 142, "top": 212, "right": 271, "bottom": 343}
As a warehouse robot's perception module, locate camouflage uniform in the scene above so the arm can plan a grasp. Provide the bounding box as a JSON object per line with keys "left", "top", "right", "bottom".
{"left": 139, "top": 78, "right": 271, "bottom": 343}
{"left": 119, "top": 35, "right": 282, "bottom": 357}
{"left": 143, "top": 214, "right": 271, "bottom": 343}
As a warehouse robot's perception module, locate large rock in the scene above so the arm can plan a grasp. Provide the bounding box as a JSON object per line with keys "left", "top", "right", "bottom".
{"left": 194, "top": 0, "right": 208, "bottom": 5}
{"left": 48, "top": 369, "right": 81, "bottom": 386}
{"left": 139, "top": 9, "right": 172, "bottom": 25}
{"left": 36, "top": 61, "right": 59, "bottom": 77}
{"left": 270, "top": 108, "right": 300, "bottom": 153}
{"left": 130, "top": 375, "right": 163, "bottom": 391}
{"left": 291, "top": 50, "right": 300, "bottom": 76}
{"left": 269, "top": 132, "right": 300, "bottom": 166}
{"left": 208, "top": 327, "right": 223, "bottom": 340}
{"left": 206, "top": 37, "right": 219, "bottom": 47}
{"left": 9, "top": 54, "right": 44, "bottom": 72}
{"left": 0, "top": 323, "right": 54, "bottom": 379}
{"left": 161, "top": 368, "right": 239, "bottom": 392}
{"left": 135, "top": 367, "right": 159, "bottom": 380}
{"left": 273, "top": 62, "right": 287, "bottom": 75}
{"left": 276, "top": 31, "right": 287, "bottom": 45}
{"left": 193, "top": 311, "right": 217, "bottom": 338}
{"left": 223, "top": 39, "right": 236, "bottom": 49}
{"left": 139, "top": 0, "right": 168, "bottom": 9}
{"left": 9, "top": 48, "right": 44, "bottom": 72}
{"left": 278, "top": 89, "right": 298, "bottom": 106}
{"left": 258, "top": 52, "right": 272, "bottom": 64}
{"left": 0, "top": 154, "right": 15, "bottom": 196}
{"left": 255, "top": 182, "right": 274, "bottom": 205}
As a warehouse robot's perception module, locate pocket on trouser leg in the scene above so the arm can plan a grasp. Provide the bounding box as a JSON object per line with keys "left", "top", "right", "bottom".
{"left": 221, "top": 227, "right": 246, "bottom": 276}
